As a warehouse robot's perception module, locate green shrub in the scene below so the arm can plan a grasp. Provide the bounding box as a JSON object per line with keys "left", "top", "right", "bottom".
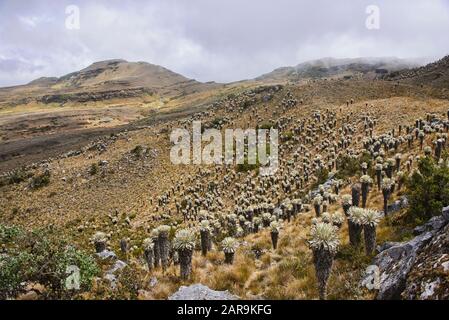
{"left": 0, "top": 226, "right": 99, "bottom": 299}
{"left": 335, "top": 155, "right": 359, "bottom": 179}
{"left": 29, "top": 170, "right": 51, "bottom": 189}
{"left": 406, "top": 157, "right": 449, "bottom": 222}
{"left": 89, "top": 163, "right": 99, "bottom": 175}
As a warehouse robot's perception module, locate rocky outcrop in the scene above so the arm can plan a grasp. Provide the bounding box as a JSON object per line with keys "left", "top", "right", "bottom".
{"left": 168, "top": 284, "right": 239, "bottom": 300}
{"left": 402, "top": 212, "right": 449, "bottom": 299}
{"left": 373, "top": 207, "right": 449, "bottom": 300}
{"left": 37, "top": 87, "right": 153, "bottom": 104}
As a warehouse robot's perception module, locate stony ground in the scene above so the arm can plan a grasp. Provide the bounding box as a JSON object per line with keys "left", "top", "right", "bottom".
{"left": 1, "top": 78, "right": 448, "bottom": 300}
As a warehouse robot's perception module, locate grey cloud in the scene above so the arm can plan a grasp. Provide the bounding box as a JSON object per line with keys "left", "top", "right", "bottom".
{"left": 0, "top": 0, "right": 448, "bottom": 87}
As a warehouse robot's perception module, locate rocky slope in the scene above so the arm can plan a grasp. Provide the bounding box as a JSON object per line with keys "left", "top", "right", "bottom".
{"left": 384, "top": 55, "right": 449, "bottom": 89}
{"left": 256, "top": 57, "right": 422, "bottom": 82}
{"left": 0, "top": 59, "right": 222, "bottom": 106}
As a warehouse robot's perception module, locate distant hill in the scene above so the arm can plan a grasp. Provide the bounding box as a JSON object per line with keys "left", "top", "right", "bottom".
{"left": 384, "top": 55, "right": 449, "bottom": 89}
{"left": 256, "top": 57, "right": 423, "bottom": 82}
{"left": 0, "top": 59, "right": 221, "bottom": 104}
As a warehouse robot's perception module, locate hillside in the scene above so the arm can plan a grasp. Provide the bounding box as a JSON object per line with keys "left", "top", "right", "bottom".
{"left": 384, "top": 55, "right": 449, "bottom": 89}
{"left": 1, "top": 75, "right": 449, "bottom": 300}
{"left": 257, "top": 57, "right": 422, "bottom": 83}
{"left": 0, "top": 59, "right": 222, "bottom": 106}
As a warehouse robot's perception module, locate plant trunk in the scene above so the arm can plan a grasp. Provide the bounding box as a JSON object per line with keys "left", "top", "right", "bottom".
{"left": 271, "top": 231, "right": 279, "bottom": 249}
{"left": 314, "top": 204, "right": 321, "bottom": 217}
{"left": 342, "top": 204, "right": 351, "bottom": 217}
{"left": 159, "top": 233, "right": 170, "bottom": 271}
{"left": 224, "top": 252, "right": 235, "bottom": 264}
{"left": 178, "top": 249, "right": 193, "bottom": 280}
{"left": 312, "top": 248, "right": 335, "bottom": 300}
{"left": 144, "top": 248, "right": 154, "bottom": 271}
{"left": 348, "top": 220, "right": 362, "bottom": 248}
{"left": 94, "top": 241, "right": 106, "bottom": 253}
{"left": 376, "top": 170, "right": 382, "bottom": 190}
{"left": 383, "top": 190, "right": 390, "bottom": 216}
{"left": 361, "top": 183, "right": 369, "bottom": 208}
{"left": 200, "top": 230, "right": 209, "bottom": 256}
{"left": 364, "top": 225, "right": 377, "bottom": 255}
{"left": 351, "top": 184, "right": 361, "bottom": 207}
{"left": 153, "top": 237, "right": 161, "bottom": 268}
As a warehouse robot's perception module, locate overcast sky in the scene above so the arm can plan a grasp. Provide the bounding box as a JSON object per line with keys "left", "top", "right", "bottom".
{"left": 0, "top": 0, "right": 449, "bottom": 87}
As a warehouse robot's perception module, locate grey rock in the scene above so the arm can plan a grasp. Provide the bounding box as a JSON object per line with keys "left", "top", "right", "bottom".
{"left": 442, "top": 206, "right": 449, "bottom": 222}
{"left": 376, "top": 241, "right": 399, "bottom": 253}
{"left": 387, "top": 196, "right": 409, "bottom": 214}
{"left": 168, "top": 284, "right": 239, "bottom": 300}
{"left": 413, "top": 216, "right": 446, "bottom": 235}
{"left": 107, "top": 260, "right": 127, "bottom": 274}
{"left": 149, "top": 277, "right": 158, "bottom": 288}
{"left": 96, "top": 249, "right": 117, "bottom": 261}
{"left": 374, "top": 231, "right": 434, "bottom": 300}
{"left": 103, "top": 273, "right": 117, "bottom": 289}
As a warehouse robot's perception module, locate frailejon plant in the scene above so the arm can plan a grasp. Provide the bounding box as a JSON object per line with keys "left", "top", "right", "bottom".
{"left": 151, "top": 228, "right": 161, "bottom": 268}
{"left": 396, "top": 171, "right": 406, "bottom": 191}
{"left": 313, "top": 195, "right": 323, "bottom": 217}
{"left": 199, "top": 220, "right": 211, "bottom": 256}
{"left": 173, "top": 229, "right": 196, "bottom": 280}
{"left": 142, "top": 238, "right": 154, "bottom": 271}
{"left": 360, "top": 175, "right": 373, "bottom": 208}
{"left": 347, "top": 207, "right": 364, "bottom": 248}
{"left": 340, "top": 194, "right": 352, "bottom": 217}
{"left": 331, "top": 211, "right": 345, "bottom": 228}
{"left": 351, "top": 184, "right": 361, "bottom": 207}
{"left": 361, "top": 209, "right": 383, "bottom": 255}
{"left": 158, "top": 225, "right": 171, "bottom": 271}
{"left": 270, "top": 221, "right": 280, "bottom": 249}
{"left": 381, "top": 178, "right": 394, "bottom": 215}
{"left": 92, "top": 232, "right": 107, "bottom": 253}
{"left": 221, "top": 237, "right": 238, "bottom": 264}
{"left": 308, "top": 222, "right": 340, "bottom": 300}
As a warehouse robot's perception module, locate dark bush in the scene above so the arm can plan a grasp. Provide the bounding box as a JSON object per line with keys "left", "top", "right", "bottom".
{"left": 406, "top": 157, "right": 449, "bottom": 223}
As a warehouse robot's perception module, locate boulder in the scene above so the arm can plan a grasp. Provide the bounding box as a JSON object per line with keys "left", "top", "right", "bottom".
{"left": 373, "top": 209, "right": 449, "bottom": 300}
{"left": 374, "top": 231, "right": 434, "bottom": 300}
{"left": 168, "top": 284, "right": 239, "bottom": 300}
{"left": 402, "top": 223, "right": 449, "bottom": 299}
{"left": 96, "top": 249, "right": 117, "bottom": 261}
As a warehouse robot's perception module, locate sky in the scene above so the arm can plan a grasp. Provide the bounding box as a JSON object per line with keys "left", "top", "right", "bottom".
{"left": 0, "top": 0, "right": 449, "bottom": 87}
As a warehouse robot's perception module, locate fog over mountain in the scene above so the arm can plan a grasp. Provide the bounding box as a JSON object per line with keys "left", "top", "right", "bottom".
{"left": 1, "top": 0, "right": 449, "bottom": 86}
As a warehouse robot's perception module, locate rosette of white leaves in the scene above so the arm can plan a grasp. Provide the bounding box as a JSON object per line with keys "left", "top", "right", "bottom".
{"left": 150, "top": 228, "right": 160, "bottom": 238}
{"left": 361, "top": 209, "right": 383, "bottom": 227}
{"left": 158, "top": 225, "right": 171, "bottom": 236}
{"left": 270, "top": 221, "right": 280, "bottom": 233}
{"left": 381, "top": 178, "right": 394, "bottom": 191}
{"left": 308, "top": 222, "right": 340, "bottom": 254}
{"left": 253, "top": 217, "right": 262, "bottom": 226}
{"left": 311, "top": 217, "right": 321, "bottom": 225}
{"left": 313, "top": 195, "right": 323, "bottom": 205}
{"left": 262, "top": 212, "right": 271, "bottom": 222}
{"left": 221, "top": 237, "right": 238, "bottom": 253}
{"left": 142, "top": 238, "right": 154, "bottom": 250}
{"left": 360, "top": 175, "right": 372, "bottom": 184}
{"left": 173, "top": 229, "right": 196, "bottom": 251}
{"left": 92, "top": 231, "right": 107, "bottom": 243}
{"left": 341, "top": 194, "right": 352, "bottom": 206}
{"left": 331, "top": 212, "right": 345, "bottom": 226}
{"left": 200, "top": 220, "right": 210, "bottom": 232}
{"left": 321, "top": 212, "right": 332, "bottom": 224}
{"left": 347, "top": 206, "right": 365, "bottom": 225}
{"left": 236, "top": 227, "right": 244, "bottom": 237}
